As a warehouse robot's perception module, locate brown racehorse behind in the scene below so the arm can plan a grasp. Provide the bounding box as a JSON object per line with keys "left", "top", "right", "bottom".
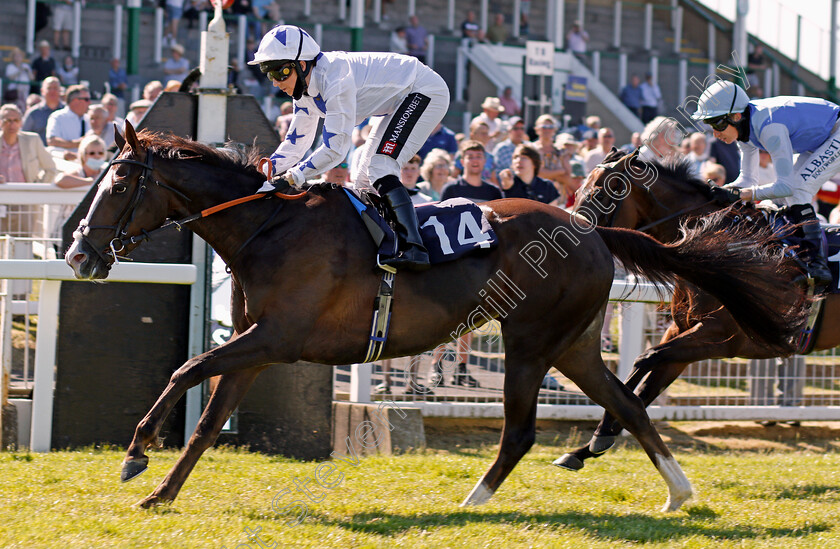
{"left": 66, "top": 125, "right": 806, "bottom": 513}
{"left": 557, "top": 148, "right": 821, "bottom": 471}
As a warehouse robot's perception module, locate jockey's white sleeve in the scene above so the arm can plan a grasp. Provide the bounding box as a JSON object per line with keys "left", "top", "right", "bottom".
{"left": 270, "top": 103, "right": 320, "bottom": 176}
{"left": 749, "top": 123, "right": 795, "bottom": 201}
{"left": 729, "top": 140, "right": 759, "bottom": 190}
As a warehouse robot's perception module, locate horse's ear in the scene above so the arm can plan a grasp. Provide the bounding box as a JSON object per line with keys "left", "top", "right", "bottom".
{"left": 123, "top": 120, "right": 145, "bottom": 160}
{"left": 615, "top": 149, "right": 639, "bottom": 172}
{"left": 114, "top": 124, "right": 126, "bottom": 152}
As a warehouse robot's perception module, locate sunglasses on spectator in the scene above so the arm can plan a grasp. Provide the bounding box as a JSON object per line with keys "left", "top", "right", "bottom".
{"left": 1, "top": 117, "right": 21, "bottom": 123}
{"left": 537, "top": 125, "right": 556, "bottom": 129}
{"left": 74, "top": 96, "right": 92, "bottom": 102}
{"left": 87, "top": 150, "right": 106, "bottom": 156}
{"left": 337, "top": 162, "right": 348, "bottom": 169}
{"left": 512, "top": 125, "right": 525, "bottom": 130}
{"left": 602, "top": 133, "right": 614, "bottom": 138}
{"left": 704, "top": 116, "right": 731, "bottom": 132}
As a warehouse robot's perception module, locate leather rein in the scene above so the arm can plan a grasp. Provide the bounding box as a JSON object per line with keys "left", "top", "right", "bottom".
{"left": 590, "top": 159, "right": 716, "bottom": 232}
{"left": 74, "top": 150, "right": 308, "bottom": 268}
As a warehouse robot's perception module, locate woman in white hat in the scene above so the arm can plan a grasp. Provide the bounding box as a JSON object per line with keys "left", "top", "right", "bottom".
{"left": 692, "top": 79, "right": 840, "bottom": 291}
{"left": 163, "top": 43, "right": 190, "bottom": 83}
{"left": 252, "top": 24, "right": 451, "bottom": 271}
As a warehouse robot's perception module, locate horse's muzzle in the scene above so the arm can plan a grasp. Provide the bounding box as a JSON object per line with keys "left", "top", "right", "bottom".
{"left": 66, "top": 237, "right": 111, "bottom": 280}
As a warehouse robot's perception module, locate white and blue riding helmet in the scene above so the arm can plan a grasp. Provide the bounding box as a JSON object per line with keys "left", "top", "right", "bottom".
{"left": 249, "top": 25, "right": 321, "bottom": 100}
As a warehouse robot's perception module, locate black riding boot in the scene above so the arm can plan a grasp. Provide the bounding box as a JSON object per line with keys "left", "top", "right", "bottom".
{"left": 787, "top": 203, "right": 832, "bottom": 292}
{"left": 374, "top": 175, "right": 430, "bottom": 271}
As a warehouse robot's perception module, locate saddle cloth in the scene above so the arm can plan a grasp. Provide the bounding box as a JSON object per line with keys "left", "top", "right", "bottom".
{"left": 822, "top": 224, "right": 840, "bottom": 294}
{"left": 343, "top": 188, "right": 498, "bottom": 264}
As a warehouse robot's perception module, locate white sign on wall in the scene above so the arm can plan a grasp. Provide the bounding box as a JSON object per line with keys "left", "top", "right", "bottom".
{"left": 525, "top": 40, "right": 555, "bottom": 76}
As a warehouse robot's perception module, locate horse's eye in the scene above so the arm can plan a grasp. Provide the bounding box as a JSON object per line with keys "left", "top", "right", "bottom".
{"left": 113, "top": 183, "right": 127, "bottom": 194}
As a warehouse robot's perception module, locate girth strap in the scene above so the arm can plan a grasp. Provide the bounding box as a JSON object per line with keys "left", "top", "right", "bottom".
{"left": 363, "top": 270, "right": 396, "bottom": 363}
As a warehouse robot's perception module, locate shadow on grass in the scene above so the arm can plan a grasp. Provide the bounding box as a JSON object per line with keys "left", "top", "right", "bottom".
{"left": 313, "top": 509, "right": 831, "bottom": 542}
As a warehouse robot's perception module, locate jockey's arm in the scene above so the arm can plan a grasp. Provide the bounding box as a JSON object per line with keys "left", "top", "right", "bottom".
{"left": 733, "top": 123, "right": 796, "bottom": 202}
{"left": 270, "top": 107, "right": 320, "bottom": 178}
{"left": 283, "top": 60, "right": 355, "bottom": 186}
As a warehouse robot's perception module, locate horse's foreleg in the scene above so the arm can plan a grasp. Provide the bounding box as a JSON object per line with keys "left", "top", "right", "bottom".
{"left": 122, "top": 324, "right": 279, "bottom": 482}
{"left": 136, "top": 367, "right": 265, "bottom": 508}
{"left": 557, "top": 345, "right": 692, "bottom": 512}
{"left": 461, "top": 358, "right": 545, "bottom": 506}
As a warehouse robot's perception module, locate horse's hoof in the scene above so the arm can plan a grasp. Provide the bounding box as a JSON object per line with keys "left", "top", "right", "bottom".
{"left": 589, "top": 435, "right": 616, "bottom": 455}
{"left": 136, "top": 494, "right": 170, "bottom": 509}
{"left": 121, "top": 457, "right": 149, "bottom": 482}
{"left": 661, "top": 487, "right": 693, "bottom": 512}
{"left": 460, "top": 481, "right": 494, "bottom": 506}
{"left": 552, "top": 454, "right": 584, "bottom": 471}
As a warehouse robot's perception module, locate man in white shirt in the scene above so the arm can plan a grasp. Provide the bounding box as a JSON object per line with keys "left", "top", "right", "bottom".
{"left": 46, "top": 84, "right": 91, "bottom": 153}
{"left": 583, "top": 128, "right": 616, "bottom": 173}
{"left": 640, "top": 72, "right": 662, "bottom": 123}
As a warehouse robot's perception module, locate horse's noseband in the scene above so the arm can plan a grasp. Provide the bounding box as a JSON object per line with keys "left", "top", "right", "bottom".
{"left": 75, "top": 152, "right": 189, "bottom": 266}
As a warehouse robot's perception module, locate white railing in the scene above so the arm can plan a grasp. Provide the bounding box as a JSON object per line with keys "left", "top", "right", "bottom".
{"left": 337, "top": 279, "right": 840, "bottom": 422}
{"left": 0, "top": 260, "right": 197, "bottom": 452}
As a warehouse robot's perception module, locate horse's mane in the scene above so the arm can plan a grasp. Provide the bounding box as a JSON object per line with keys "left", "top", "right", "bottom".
{"left": 638, "top": 156, "right": 716, "bottom": 199}
{"left": 136, "top": 129, "right": 263, "bottom": 177}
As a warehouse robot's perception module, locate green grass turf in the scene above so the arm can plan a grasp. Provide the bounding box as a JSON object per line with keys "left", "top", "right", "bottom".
{"left": 0, "top": 438, "right": 837, "bottom": 548}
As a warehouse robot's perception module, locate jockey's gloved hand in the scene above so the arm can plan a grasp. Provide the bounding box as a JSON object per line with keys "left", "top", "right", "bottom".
{"left": 708, "top": 184, "right": 741, "bottom": 205}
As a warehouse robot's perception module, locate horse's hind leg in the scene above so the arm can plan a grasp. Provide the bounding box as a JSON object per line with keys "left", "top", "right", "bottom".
{"left": 135, "top": 367, "right": 265, "bottom": 508}
{"left": 557, "top": 344, "right": 693, "bottom": 512}
{"left": 461, "top": 352, "right": 546, "bottom": 506}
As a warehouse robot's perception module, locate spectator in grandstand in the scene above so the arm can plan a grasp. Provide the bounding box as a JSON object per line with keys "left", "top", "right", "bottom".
{"left": 3, "top": 48, "right": 34, "bottom": 110}
{"left": 322, "top": 158, "right": 350, "bottom": 185}
{"left": 54, "top": 134, "right": 106, "bottom": 189}
{"left": 418, "top": 121, "right": 458, "bottom": 159}
{"left": 30, "top": 41, "right": 57, "bottom": 94}
{"left": 486, "top": 13, "right": 509, "bottom": 44}
{"left": 472, "top": 96, "right": 506, "bottom": 150}
{"left": 498, "top": 86, "right": 520, "bottom": 117}
{"left": 418, "top": 148, "right": 454, "bottom": 201}
{"left": 0, "top": 103, "right": 56, "bottom": 184}
{"left": 461, "top": 10, "right": 484, "bottom": 41}
{"left": 46, "top": 84, "right": 91, "bottom": 156}
{"left": 442, "top": 140, "right": 502, "bottom": 204}
{"left": 108, "top": 58, "right": 129, "bottom": 99}
{"left": 57, "top": 54, "right": 78, "bottom": 86}
{"left": 530, "top": 114, "right": 569, "bottom": 186}
{"left": 640, "top": 72, "right": 662, "bottom": 123}
{"left": 143, "top": 80, "right": 164, "bottom": 103}
{"left": 100, "top": 93, "right": 124, "bottom": 133}
{"left": 493, "top": 116, "right": 526, "bottom": 174}
{"left": 583, "top": 127, "right": 616, "bottom": 174}
{"left": 498, "top": 143, "right": 559, "bottom": 205}
{"left": 125, "top": 99, "right": 152, "bottom": 128}
{"left": 686, "top": 132, "right": 709, "bottom": 176}
{"left": 163, "top": 44, "right": 191, "bottom": 83}
{"left": 52, "top": 1, "right": 75, "bottom": 51}
{"left": 400, "top": 154, "right": 432, "bottom": 204}
{"left": 404, "top": 15, "right": 429, "bottom": 64}
{"left": 274, "top": 101, "right": 294, "bottom": 141}
{"left": 454, "top": 120, "right": 497, "bottom": 185}
{"left": 619, "top": 74, "right": 643, "bottom": 119}
{"left": 701, "top": 162, "right": 726, "bottom": 186}
{"left": 25, "top": 94, "right": 42, "bottom": 111}
{"left": 619, "top": 131, "right": 643, "bottom": 153}
{"left": 22, "top": 77, "right": 63, "bottom": 145}
{"left": 555, "top": 132, "right": 584, "bottom": 163}
{"left": 164, "top": 0, "right": 184, "bottom": 48}
{"left": 389, "top": 27, "right": 409, "bottom": 55}
{"left": 757, "top": 149, "right": 775, "bottom": 185}
{"left": 707, "top": 137, "right": 740, "bottom": 184}
{"left": 638, "top": 116, "right": 682, "bottom": 163}
{"left": 86, "top": 104, "right": 114, "bottom": 149}
{"left": 579, "top": 129, "right": 598, "bottom": 156}
{"left": 566, "top": 21, "right": 589, "bottom": 53}
{"left": 747, "top": 44, "right": 767, "bottom": 90}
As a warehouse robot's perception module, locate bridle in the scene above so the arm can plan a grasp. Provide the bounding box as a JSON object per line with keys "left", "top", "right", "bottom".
{"left": 586, "top": 156, "right": 715, "bottom": 233}
{"left": 74, "top": 148, "right": 308, "bottom": 269}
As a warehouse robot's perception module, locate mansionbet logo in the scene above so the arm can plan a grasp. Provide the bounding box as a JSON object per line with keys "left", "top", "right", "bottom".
{"left": 380, "top": 141, "right": 397, "bottom": 155}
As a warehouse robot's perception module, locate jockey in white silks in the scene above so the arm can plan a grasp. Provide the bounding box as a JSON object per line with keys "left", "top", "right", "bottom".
{"left": 692, "top": 80, "right": 840, "bottom": 292}
{"left": 250, "top": 24, "right": 450, "bottom": 271}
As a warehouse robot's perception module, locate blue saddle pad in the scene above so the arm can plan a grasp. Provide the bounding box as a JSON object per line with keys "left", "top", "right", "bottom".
{"left": 343, "top": 189, "right": 498, "bottom": 264}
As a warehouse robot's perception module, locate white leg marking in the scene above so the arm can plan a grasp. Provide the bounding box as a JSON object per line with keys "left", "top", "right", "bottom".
{"left": 655, "top": 453, "right": 693, "bottom": 512}
{"left": 460, "top": 480, "right": 495, "bottom": 506}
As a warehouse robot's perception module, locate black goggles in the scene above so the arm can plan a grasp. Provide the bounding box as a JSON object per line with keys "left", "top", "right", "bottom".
{"left": 261, "top": 62, "right": 295, "bottom": 82}
{"left": 704, "top": 115, "right": 732, "bottom": 132}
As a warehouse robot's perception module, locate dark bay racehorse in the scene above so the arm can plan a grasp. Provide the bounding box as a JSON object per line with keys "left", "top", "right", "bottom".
{"left": 557, "top": 148, "right": 818, "bottom": 470}
{"left": 66, "top": 125, "right": 807, "bottom": 512}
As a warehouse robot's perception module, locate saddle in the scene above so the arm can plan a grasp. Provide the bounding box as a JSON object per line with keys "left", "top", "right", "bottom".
{"left": 343, "top": 188, "right": 499, "bottom": 267}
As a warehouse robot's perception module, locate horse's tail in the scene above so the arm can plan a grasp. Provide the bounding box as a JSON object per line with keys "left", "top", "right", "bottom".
{"left": 595, "top": 210, "right": 809, "bottom": 354}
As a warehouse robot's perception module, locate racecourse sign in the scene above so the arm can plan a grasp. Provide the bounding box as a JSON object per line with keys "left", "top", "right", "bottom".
{"left": 525, "top": 40, "right": 554, "bottom": 76}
